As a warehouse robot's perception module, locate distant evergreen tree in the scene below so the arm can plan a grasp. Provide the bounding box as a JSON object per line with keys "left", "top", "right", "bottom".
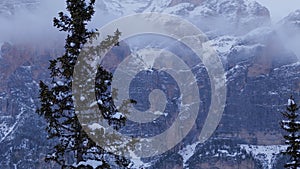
{"left": 280, "top": 96, "right": 300, "bottom": 169}
{"left": 37, "top": 0, "right": 129, "bottom": 168}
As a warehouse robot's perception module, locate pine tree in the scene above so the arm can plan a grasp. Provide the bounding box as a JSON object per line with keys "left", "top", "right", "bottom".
{"left": 280, "top": 96, "right": 300, "bottom": 169}
{"left": 37, "top": 0, "right": 129, "bottom": 168}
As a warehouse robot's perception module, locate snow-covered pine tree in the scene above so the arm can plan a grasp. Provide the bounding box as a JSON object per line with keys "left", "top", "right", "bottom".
{"left": 37, "top": 0, "right": 129, "bottom": 168}
{"left": 280, "top": 96, "right": 300, "bottom": 169}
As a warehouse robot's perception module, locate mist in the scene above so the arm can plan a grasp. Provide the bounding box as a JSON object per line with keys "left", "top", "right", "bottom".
{"left": 0, "top": 0, "right": 117, "bottom": 45}
{"left": 0, "top": 0, "right": 64, "bottom": 44}
{"left": 0, "top": 0, "right": 299, "bottom": 60}
{"left": 276, "top": 23, "right": 300, "bottom": 59}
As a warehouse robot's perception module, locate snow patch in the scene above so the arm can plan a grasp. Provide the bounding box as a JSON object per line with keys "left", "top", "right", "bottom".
{"left": 143, "top": 0, "right": 173, "bottom": 13}
{"left": 128, "top": 150, "right": 152, "bottom": 169}
{"left": 268, "top": 91, "right": 278, "bottom": 95}
{"left": 73, "top": 159, "right": 103, "bottom": 169}
{"left": 100, "top": 0, "right": 151, "bottom": 15}
{"left": 240, "top": 144, "right": 288, "bottom": 169}
{"left": 163, "top": 3, "right": 194, "bottom": 15}
{"left": 88, "top": 123, "right": 105, "bottom": 131}
{"left": 0, "top": 106, "right": 28, "bottom": 143}
{"left": 80, "top": 95, "right": 85, "bottom": 101}
{"left": 209, "top": 36, "right": 237, "bottom": 54}
{"left": 178, "top": 142, "right": 199, "bottom": 168}
{"left": 111, "top": 112, "right": 124, "bottom": 119}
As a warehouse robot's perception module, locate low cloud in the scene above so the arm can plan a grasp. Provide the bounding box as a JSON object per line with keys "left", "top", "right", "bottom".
{"left": 0, "top": 0, "right": 66, "bottom": 44}
{"left": 0, "top": 0, "right": 119, "bottom": 45}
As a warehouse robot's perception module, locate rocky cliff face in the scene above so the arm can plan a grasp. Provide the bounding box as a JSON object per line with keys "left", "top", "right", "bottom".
{"left": 0, "top": 0, "right": 299, "bottom": 168}
{"left": 0, "top": 41, "right": 62, "bottom": 168}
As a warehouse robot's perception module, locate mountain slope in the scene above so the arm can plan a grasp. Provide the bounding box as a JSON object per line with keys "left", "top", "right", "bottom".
{"left": 0, "top": 0, "right": 299, "bottom": 168}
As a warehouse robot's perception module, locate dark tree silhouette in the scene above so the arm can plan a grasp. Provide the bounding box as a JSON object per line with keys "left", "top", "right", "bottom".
{"left": 37, "top": 0, "right": 129, "bottom": 168}
{"left": 280, "top": 96, "right": 300, "bottom": 169}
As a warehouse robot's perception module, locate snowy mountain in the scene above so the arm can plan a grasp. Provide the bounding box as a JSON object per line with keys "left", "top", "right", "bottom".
{"left": 98, "top": 0, "right": 270, "bottom": 35}
{"left": 279, "top": 9, "right": 300, "bottom": 28}
{"left": 0, "top": 0, "right": 300, "bottom": 168}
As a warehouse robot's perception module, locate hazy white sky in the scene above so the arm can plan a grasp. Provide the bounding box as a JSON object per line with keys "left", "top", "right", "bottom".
{"left": 255, "top": 0, "right": 300, "bottom": 22}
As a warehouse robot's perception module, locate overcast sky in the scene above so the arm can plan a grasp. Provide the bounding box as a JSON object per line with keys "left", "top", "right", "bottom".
{"left": 255, "top": 0, "right": 300, "bottom": 22}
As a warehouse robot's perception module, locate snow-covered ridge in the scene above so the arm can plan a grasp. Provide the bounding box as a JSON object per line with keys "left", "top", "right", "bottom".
{"left": 99, "top": 0, "right": 152, "bottom": 16}
{"left": 209, "top": 35, "right": 238, "bottom": 54}
{"left": 98, "top": 0, "right": 269, "bottom": 17}
{"left": 95, "top": 0, "right": 271, "bottom": 37}
{"left": 279, "top": 9, "right": 300, "bottom": 26}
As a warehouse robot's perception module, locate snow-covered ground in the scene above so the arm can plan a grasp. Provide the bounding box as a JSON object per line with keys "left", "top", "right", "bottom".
{"left": 240, "top": 144, "right": 288, "bottom": 169}
{"left": 178, "top": 142, "right": 199, "bottom": 169}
